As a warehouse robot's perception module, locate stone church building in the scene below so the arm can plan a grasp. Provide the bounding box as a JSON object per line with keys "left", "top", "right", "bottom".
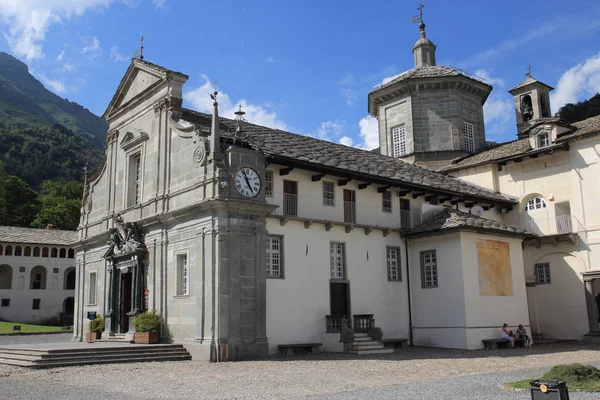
{"left": 73, "top": 17, "right": 600, "bottom": 360}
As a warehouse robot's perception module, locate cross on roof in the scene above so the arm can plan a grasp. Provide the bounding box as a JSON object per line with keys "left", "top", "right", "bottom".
{"left": 526, "top": 65, "right": 532, "bottom": 77}
{"left": 411, "top": 3, "right": 425, "bottom": 24}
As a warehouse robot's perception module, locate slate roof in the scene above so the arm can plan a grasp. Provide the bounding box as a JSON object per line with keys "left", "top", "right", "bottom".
{"left": 556, "top": 114, "right": 600, "bottom": 142}
{"left": 439, "top": 114, "right": 600, "bottom": 172}
{"left": 372, "top": 65, "right": 491, "bottom": 93}
{"left": 508, "top": 76, "right": 554, "bottom": 93}
{"left": 180, "top": 109, "right": 516, "bottom": 205}
{"left": 0, "top": 226, "right": 77, "bottom": 246}
{"left": 405, "top": 208, "right": 530, "bottom": 237}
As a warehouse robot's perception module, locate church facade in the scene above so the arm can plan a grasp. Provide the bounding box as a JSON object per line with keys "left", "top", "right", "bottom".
{"left": 73, "top": 15, "right": 600, "bottom": 360}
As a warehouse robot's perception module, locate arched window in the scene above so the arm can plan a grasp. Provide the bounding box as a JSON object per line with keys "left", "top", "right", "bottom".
{"left": 59, "top": 248, "right": 66, "bottom": 258}
{"left": 30, "top": 266, "right": 47, "bottom": 290}
{"left": 64, "top": 267, "right": 76, "bottom": 290}
{"left": 24, "top": 246, "right": 31, "bottom": 257}
{"left": 42, "top": 247, "right": 49, "bottom": 257}
{"left": 5, "top": 246, "right": 12, "bottom": 256}
{"left": 68, "top": 249, "right": 75, "bottom": 259}
{"left": 0, "top": 245, "right": 3, "bottom": 255}
{"left": 14, "top": 246, "right": 22, "bottom": 256}
{"left": 51, "top": 248, "right": 58, "bottom": 258}
{"left": 63, "top": 297, "right": 75, "bottom": 316}
{"left": 525, "top": 197, "right": 547, "bottom": 212}
{"left": 0, "top": 265, "right": 12, "bottom": 289}
{"left": 33, "top": 247, "right": 40, "bottom": 257}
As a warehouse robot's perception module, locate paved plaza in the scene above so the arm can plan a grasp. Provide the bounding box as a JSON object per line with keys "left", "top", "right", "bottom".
{"left": 1, "top": 335, "right": 600, "bottom": 399}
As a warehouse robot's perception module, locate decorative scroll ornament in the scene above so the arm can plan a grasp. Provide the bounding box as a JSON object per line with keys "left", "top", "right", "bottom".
{"left": 193, "top": 139, "right": 209, "bottom": 166}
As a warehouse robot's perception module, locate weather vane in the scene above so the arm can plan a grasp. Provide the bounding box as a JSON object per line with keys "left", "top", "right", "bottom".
{"left": 134, "top": 35, "right": 144, "bottom": 60}
{"left": 525, "top": 65, "right": 532, "bottom": 77}
{"left": 411, "top": 3, "right": 424, "bottom": 24}
{"left": 209, "top": 81, "right": 219, "bottom": 103}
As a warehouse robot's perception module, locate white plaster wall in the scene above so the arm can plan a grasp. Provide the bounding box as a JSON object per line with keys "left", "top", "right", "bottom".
{"left": 408, "top": 233, "right": 468, "bottom": 349}
{"left": 459, "top": 233, "right": 529, "bottom": 349}
{"left": 265, "top": 219, "right": 409, "bottom": 354}
{"left": 0, "top": 246, "right": 76, "bottom": 324}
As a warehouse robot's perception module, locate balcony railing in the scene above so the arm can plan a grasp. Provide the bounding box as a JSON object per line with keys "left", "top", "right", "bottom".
{"left": 523, "top": 214, "right": 584, "bottom": 236}
{"left": 267, "top": 192, "right": 421, "bottom": 230}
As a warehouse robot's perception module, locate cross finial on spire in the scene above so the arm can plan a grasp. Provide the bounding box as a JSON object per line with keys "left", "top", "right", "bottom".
{"left": 526, "top": 65, "right": 532, "bottom": 77}
{"left": 418, "top": 3, "right": 424, "bottom": 18}
{"left": 411, "top": 3, "right": 425, "bottom": 24}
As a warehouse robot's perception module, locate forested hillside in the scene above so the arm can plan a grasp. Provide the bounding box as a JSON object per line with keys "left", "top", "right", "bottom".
{"left": 557, "top": 93, "right": 600, "bottom": 123}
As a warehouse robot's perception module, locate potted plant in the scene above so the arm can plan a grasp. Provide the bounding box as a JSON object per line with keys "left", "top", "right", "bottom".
{"left": 133, "top": 310, "right": 161, "bottom": 344}
{"left": 86, "top": 315, "right": 104, "bottom": 343}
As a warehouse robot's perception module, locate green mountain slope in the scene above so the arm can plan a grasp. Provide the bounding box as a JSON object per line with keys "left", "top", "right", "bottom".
{"left": 0, "top": 52, "right": 105, "bottom": 187}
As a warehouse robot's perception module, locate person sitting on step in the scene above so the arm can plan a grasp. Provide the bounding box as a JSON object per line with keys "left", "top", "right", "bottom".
{"left": 515, "top": 324, "right": 532, "bottom": 348}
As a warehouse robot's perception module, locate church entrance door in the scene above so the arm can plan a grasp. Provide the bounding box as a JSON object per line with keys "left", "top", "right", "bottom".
{"left": 330, "top": 282, "right": 350, "bottom": 325}
{"left": 118, "top": 271, "right": 132, "bottom": 333}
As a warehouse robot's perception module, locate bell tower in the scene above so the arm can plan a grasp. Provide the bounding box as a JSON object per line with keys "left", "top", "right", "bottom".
{"left": 508, "top": 67, "right": 554, "bottom": 138}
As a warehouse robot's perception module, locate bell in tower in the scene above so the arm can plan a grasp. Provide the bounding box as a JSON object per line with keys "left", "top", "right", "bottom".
{"left": 508, "top": 66, "right": 554, "bottom": 138}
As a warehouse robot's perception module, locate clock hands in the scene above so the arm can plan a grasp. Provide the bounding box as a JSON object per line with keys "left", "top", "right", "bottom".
{"left": 241, "top": 169, "right": 254, "bottom": 195}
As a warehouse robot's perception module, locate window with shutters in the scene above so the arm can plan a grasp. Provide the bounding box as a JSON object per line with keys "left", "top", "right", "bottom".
{"left": 176, "top": 254, "right": 189, "bottom": 295}
{"left": 463, "top": 121, "right": 475, "bottom": 153}
{"left": 265, "top": 170, "right": 273, "bottom": 197}
{"left": 535, "top": 263, "right": 551, "bottom": 284}
{"left": 392, "top": 125, "right": 407, "bottom": 157}
{"left": 266, "top": 236, "right": 283, "bottom": 278}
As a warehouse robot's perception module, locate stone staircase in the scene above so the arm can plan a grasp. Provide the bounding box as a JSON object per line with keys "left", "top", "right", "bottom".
{"left": 0, "top": 343, "right": 191, "bottom": 368}
{"left": 349, "top": 333, "right": 394, "bottom": 355}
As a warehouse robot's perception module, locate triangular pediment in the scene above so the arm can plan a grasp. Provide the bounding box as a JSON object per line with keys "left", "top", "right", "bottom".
{"left": 120, "top": 130, "right": 148, "bottom": 150}
{"left": 103, "top": 59, "right": 183, "bottom": 120}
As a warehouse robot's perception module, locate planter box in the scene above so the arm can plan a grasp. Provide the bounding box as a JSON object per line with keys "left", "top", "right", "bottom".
{"left": 134, "top": 331, "right": 159, "bottom": 344}
{"left": 86, "top": 332, "right": 101, "bottom": 343}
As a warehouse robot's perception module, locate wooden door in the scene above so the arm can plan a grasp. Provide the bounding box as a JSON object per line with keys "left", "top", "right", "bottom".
{"left": 119, "top": 272, "right": 132, "bottom": 333}
{"left": 330, "top": 282, "right": 350, "bottom": 319}
{"left": 283, "top": 180, "right": 298, "bottom": 216}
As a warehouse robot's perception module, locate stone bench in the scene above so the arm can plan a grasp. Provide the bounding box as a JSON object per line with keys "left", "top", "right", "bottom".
{"left": 380, "top": 338, "right": 410, "bottom": 349}
{"left": 482, "top": 338, "right": 525, "bottom": 350}
{"left": 278, "top": 343, "right": 322, "bottom": 356}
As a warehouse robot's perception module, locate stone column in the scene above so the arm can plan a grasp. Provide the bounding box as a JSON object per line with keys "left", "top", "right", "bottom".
{"left": 585, "top": 279, "right": 600, "bottom": 334}
{"left": 103, "top": 261, "right": 114, "bottom": 336}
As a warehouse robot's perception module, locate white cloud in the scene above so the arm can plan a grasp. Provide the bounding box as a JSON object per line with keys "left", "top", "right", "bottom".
{"left": 266, "top": 56, "right": 278, "bottom": 63}
{"left": 358, "top": 115, "right": 379, "bottom": 150}
{"left": 81, "top": 36, "right": 101, "bottom": 59}
{"left": 153, "top": 0, "right": 167, "bottom": 8}
{"left": 38, "top": 74, "right": 66, "bottom": 93}
{"left": 0, "top": 0, "right": 111, "bottom": 61}
{"left": 551, "top": 51, "right": 600, "bottom": 114}
{"left": 62, "top": 63, "right": 76, "bottom": 72}
{"left": 55, "top": 49, "right": 64, "bottom": 61}
{"left": 337, "top": 73, "right": 358, "bottom": 107}
{"left": 183, "top": 74, "right": 288, "bottom": 130}
{"left": 340, "top": 88, "right": 357, "bottom": 107}
{"left": 110, "top": 46, "right": 129, "bottom": 62}
{"left": 339, "top": 136, "right": 354, "bottom": 146}
{"left": 474, "top": 68, "right": 504, "bottom": 88}
{"left": 314, "top": 120, "right": 344, "bottom": 141}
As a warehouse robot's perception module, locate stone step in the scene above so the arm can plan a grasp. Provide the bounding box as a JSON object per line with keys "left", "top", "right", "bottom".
{"left": 352, "top": 336, "right": 375, "bottom": 342}
{"left": 352, "top": 341, "right": 381, "bottom": 347}
{"left": 0, "top": 349, "right": 190, "bottom": 363}
{"left": 349, "top": 348, "right": 394, "bottom": 355}
{"left": 0, "top": 354, "right": 192, "bottom": 368}
{"left": 351, "top": 344, "right": 386, "bottom": 351}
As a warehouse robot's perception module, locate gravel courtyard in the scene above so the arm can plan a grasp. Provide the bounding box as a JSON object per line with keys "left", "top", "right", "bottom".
{"left": 1, "top": 337, "right": 600, "bottom": 399}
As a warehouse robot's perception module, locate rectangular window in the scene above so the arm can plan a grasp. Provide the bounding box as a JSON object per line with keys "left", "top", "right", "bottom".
{"left": 127, "top": 153, "right": 142, "bottom": 207}
{"left": 382, "top": 191, "right": 392, "bottom": 213}
{"left": 535, "top": 263, "right": 551, "bottom": 284}
{"left": 265, "top": 170, "right": 273, "bottom": 197}
{"left": 330, "top": 242, "right": 346, "bottom": 280}
{"left": 1, "top": 299, "right": 9, "bottom": 307}
{"left": 53, "top": 268, "right": 59, "bottom": 274}
{"left": 387, "top": 247, "right": 401, "bottom": 282}
{"left": 537, "top": 133, "right": 550, "bottom": 148}
{"left": 19, "top": 266, "right": 26, "bottom": 273}
{"left": 176, "top": 254, "right": 189, "bottom": 295}
{"left": 400, "top": 198, "right": 411, "bottom": 229}
{"left": 88, "top": 272, "right": 97, "bottom": 304}
{"left": 32, "top": 299, "right": 40, "bottom": 310}
{"left": 392, "top": 125, "right": 407, "bottom": 157}
{"left": 266, "top": 236, "right": 283, "bottom": 278}
{"left": 420, "top": 250, "right": 438, "bottom": 288}
{"left": 323, "top": 181, "right": 335, "bottom": 206}
{"left": 463, "top": 121, "right": 475, "bottom": 153}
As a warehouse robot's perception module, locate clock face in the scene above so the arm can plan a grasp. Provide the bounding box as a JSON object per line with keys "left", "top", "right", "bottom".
{"left": 234, "top": 167, "right": 261, "bottom": 198}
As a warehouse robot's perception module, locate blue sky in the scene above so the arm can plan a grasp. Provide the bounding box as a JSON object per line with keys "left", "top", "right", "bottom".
{"left": 1, "top": 0, "right": 599, "bottom": 149}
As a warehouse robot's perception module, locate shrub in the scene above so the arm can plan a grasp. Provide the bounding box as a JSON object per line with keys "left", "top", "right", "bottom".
{"left": 88, "top": 315, "right": 104, "bottom": 332}
{"left": 133, "top": 310, "right": 161, "bottom": 333}
{"left": 542, "top": 364, "right": 600, "bottom": 383}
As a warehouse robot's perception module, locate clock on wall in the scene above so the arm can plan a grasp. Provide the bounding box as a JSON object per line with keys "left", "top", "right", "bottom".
{"left": 234, "top": 167, "right": 262, "bottom": 198}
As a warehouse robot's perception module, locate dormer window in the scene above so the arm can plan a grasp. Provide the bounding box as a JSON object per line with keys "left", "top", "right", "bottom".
{"left": 537, "top": 132, "right": 550, "bottom": 148}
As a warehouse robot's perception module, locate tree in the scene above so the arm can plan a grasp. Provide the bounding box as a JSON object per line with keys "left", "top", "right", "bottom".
{"left": 557, "top": 93, "right": 600, "bottom": 123}
{"left": 0, "top": 171, "right": 40, "bottom": 227}
{"left": 31, "top": 179, "right": 83, "bottom": 231}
